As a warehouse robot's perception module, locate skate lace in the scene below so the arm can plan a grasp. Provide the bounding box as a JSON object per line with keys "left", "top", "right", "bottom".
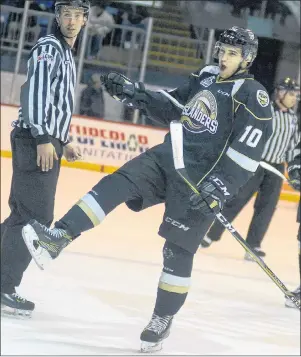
{"left": 12, "top": 293, "right": 26, "bottom": 302}
{"left": 44, "top": 227, "right": 67, "bottom": 240}
{"left": 145, "top": 314, "right": 172, "bottom": 335}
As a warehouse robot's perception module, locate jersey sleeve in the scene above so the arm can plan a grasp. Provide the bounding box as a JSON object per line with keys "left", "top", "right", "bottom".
{"left": 20, "top": 43, "right": 62, "bottom": 144}
{"left": 209, "top": 84, "right": 273, "bottom": 198}
{"left": 286, "top": 122, "right": 300, "bottom": 163}
{"left": 138, "top": 71, "right": 199, "bottom": 125}
{"left": 288, "top": 140, "right": 301, "bottom": 168}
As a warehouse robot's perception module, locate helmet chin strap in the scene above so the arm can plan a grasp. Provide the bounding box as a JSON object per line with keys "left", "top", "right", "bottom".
{"left": 231, "top": 59, "right": 247, "bottom": 77}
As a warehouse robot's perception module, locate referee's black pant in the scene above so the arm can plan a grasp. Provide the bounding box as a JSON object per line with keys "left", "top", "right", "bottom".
{"left": 207, "top": 161, "right": 285, "bottom": 248}
{"left": 1, "top": 127, "right": 63, "bottom": 294}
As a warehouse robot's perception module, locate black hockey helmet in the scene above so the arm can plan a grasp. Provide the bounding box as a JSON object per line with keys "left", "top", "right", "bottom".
{"left": 54, "top": 0, "right": 90, "bottom": 17}
{"left": 213, "top": 26, "right": 258, "bottom": 68}
{"left": 276, "top": 77, "right": 300, "bottom": 92}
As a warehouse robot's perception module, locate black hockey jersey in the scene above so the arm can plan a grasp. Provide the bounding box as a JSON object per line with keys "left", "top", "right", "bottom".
{"left": 136, "top": 66, "right": 273, "bottom": 198}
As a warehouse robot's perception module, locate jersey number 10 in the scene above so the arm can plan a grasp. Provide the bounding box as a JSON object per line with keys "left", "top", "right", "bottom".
{"left": 238, "top": 125, "right": 263, "bottom": 148}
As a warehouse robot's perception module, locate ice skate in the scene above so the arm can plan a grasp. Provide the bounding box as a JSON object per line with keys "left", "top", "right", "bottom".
{"left": 140, "top": 313, "right": 173, "bottom": 353}
{"left": 199, "top": 235, "right": 213, "bottom": 249}
{"left": 1, "top": 292, "right": 35, "bottom": 318}
{"left": 285, "top": 286, "right": 300, "bottom": 309}
{"left": 244, "top": 247, "right": 266, "bottom": 261}
{"left": 22, "top": 219, "right": 72, "bottom": 270}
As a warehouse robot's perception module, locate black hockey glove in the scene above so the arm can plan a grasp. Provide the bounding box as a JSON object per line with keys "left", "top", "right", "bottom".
{"left": 101, "top": 72, "right": 147, "bottom": 109}
{"left": 288, "top": 164, "right": 301, "bottom": 191}
{"left": 189, "top": 176, "right": 230, "bottom": 216}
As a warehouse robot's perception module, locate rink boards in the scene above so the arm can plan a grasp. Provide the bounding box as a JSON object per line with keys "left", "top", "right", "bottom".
{"left": 0, "top": 104, "right": 299, "bottom": 202}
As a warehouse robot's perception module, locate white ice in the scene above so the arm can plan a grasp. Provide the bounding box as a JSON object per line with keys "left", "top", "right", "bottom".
{"left": 1, "top": 159, "right": 300, "bottom": 355}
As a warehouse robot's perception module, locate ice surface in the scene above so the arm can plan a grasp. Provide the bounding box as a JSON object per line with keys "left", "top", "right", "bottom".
{"left": 1, "top": 158, "right": 300, "bottom": 355}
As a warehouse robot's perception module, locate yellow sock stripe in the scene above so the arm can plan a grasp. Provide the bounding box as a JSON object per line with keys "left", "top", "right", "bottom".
{"left": 77, "top": 200, "right": 101, "bottom": 227}
{"left": 158, "top": 282, "right": 190, "bottom": 294}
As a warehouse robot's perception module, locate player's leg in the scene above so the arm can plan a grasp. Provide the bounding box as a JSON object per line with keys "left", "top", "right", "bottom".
{"left": 245, "top": 163, "right": 284, "bottom": 257}
{"left": 140, "top": 241, "right": 193, "bottom": 352}
{"left": 22, "top": 152, "right": 166, "bottom": 269}
{"left": 200, "top": 167, "right": 263, "bottom": 249}
{"left": 1, "top": 128, "right": 62, "bottom": 316}
{"left": 140, "top": 176, "right": 214, "bottom": 352}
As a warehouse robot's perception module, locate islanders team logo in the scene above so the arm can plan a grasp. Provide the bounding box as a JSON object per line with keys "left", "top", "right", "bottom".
{"left": 181, "top": 90, "right": 218, "bottom": 134}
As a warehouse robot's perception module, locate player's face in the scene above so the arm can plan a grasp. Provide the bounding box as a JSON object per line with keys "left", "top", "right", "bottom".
{"left": 279, "top": 90, "right": 299, "bottom": 108}
{"left": 58, "top": 7, "right": 87, "bottom": 39}
{"left": 218, "top": 45, "right": 244, "bottom": 79}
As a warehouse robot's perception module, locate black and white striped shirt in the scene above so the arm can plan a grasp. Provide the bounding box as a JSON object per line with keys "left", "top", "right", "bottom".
{"left": 262, "top": 102, "right": 300, "bottom": 163}
{"left": 13, "top": 29, "right": 76, "bottom": 144}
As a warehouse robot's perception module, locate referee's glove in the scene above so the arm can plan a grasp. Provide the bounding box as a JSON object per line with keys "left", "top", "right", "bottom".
{"left": 101, "top": 72, "right": 147, "bottom": 109}
{"left": 288, "top": 164, "right": 301, "bottom": 191}
{"left": 189, "top": 176, "right": 229, "bottom": 216}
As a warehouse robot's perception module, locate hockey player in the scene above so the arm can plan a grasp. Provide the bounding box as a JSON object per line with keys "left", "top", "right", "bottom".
{"left": 199, "top": 78, "right": 300, "bottom": 259}
{"left": 285, "top": 141, "right": 301, "bottom": 308}
{"left": 22, "top": 27, "right": 272, "bottom": 352}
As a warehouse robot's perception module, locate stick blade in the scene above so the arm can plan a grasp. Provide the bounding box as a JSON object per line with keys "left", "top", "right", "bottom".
{"left": 259, "top": 161, "right": 287, "bottom": 181}
{"left": 170, "top": 121, "right": 184, "bottom": 170}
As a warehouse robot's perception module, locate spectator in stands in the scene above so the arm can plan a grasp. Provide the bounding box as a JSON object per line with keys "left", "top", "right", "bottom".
{"left": 265, "top": 0, "right": 292, "bottom": 25}
{"left": 88, "top": 0, "right": 115, "bottom": 58}
{"left": 80, "top": 73, "right": 105, "bottom": 119}
{"left": 122, "top": 4, "right": 149, "bottom": 49}
{"left": 4, "top": 0, "right": 41, "bottom": 48}
{"left": 229, "top": 0, "right": 261, "bottom": 17}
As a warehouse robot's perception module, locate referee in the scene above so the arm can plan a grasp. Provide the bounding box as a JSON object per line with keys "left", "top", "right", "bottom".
{"left": 200, "top": 77, "right": 300, "bottom": 259}
{"left": 1, "top": 0, "right": 90, "bottom": 316}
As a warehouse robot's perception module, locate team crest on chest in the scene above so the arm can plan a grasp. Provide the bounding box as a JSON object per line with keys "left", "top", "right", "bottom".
{"left": 181, "top": 90, "right": 218, "bottom": 134}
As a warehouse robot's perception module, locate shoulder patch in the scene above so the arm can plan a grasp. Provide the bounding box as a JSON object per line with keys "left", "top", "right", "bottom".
{"left": 200, "top": 76, "right": 216, "bottom": 87}
{"left": 256, "top": 90, "right": 269, "bottom": 107}
{"left": 37, "top": 51, "right": 54, "bottom": 63}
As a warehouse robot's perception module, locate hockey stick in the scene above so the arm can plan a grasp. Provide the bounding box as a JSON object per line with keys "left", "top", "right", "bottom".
{"left": 259, "top": 161, "right": 288, "bottom": 182}
{"left": 170, "top": 120, "right": 300, "bottom": 309}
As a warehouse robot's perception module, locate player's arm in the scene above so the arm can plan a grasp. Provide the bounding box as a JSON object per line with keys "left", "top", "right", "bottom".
{"left": 102, "top": 71, "right": 197, "bottom": 125}
{"left": 202, "top": 86, "right": 273, "bottom": 200}
{"left": 20, "top": 43, "right": 62, "bottom": 144}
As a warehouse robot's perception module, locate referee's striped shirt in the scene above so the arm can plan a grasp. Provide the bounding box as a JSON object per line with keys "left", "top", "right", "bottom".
{"left": 262, "top": 102, "right": 300, "bottom": 163}
{"left": 13, "top": 29, "right": 76, "bottom": 145}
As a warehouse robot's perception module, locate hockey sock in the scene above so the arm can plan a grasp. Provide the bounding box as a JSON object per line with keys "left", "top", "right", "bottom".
{"left": 154, "top": 241, "right": 193, "bottom": 316}
{"left": 54, "top": 173, "right": 139, "bottom": 237}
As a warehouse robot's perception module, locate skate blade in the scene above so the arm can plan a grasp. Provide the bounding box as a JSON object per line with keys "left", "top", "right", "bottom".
{"left": 285, "top": 300, "right": 300, "bottom": 309}
{"left": 1, "top": 304, "right": 32, "bottom": 319}
{"left": 140, "top": 341, "right": 163, "bottom": 353}
{"left": 22, "top": 224, "right": 52, "bottom": 270}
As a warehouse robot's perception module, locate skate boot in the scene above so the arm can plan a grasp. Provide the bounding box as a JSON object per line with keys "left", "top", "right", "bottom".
{"left": 285, "top": 286, "right": 300, "bottom": 309}
{"left": 1, "top": 292, "right": 35, "bottom": 318}
{"left": 199, "top": 234, "right": 213, "bottom": 249}
{"left": 140, "top": 313, "right": 173, "bottom": 353}
{"left": 22, "top": 219, "right": 72, "bottom": 270}
{"left": 244, "top": 247, "right": 266, "bottom": 261}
